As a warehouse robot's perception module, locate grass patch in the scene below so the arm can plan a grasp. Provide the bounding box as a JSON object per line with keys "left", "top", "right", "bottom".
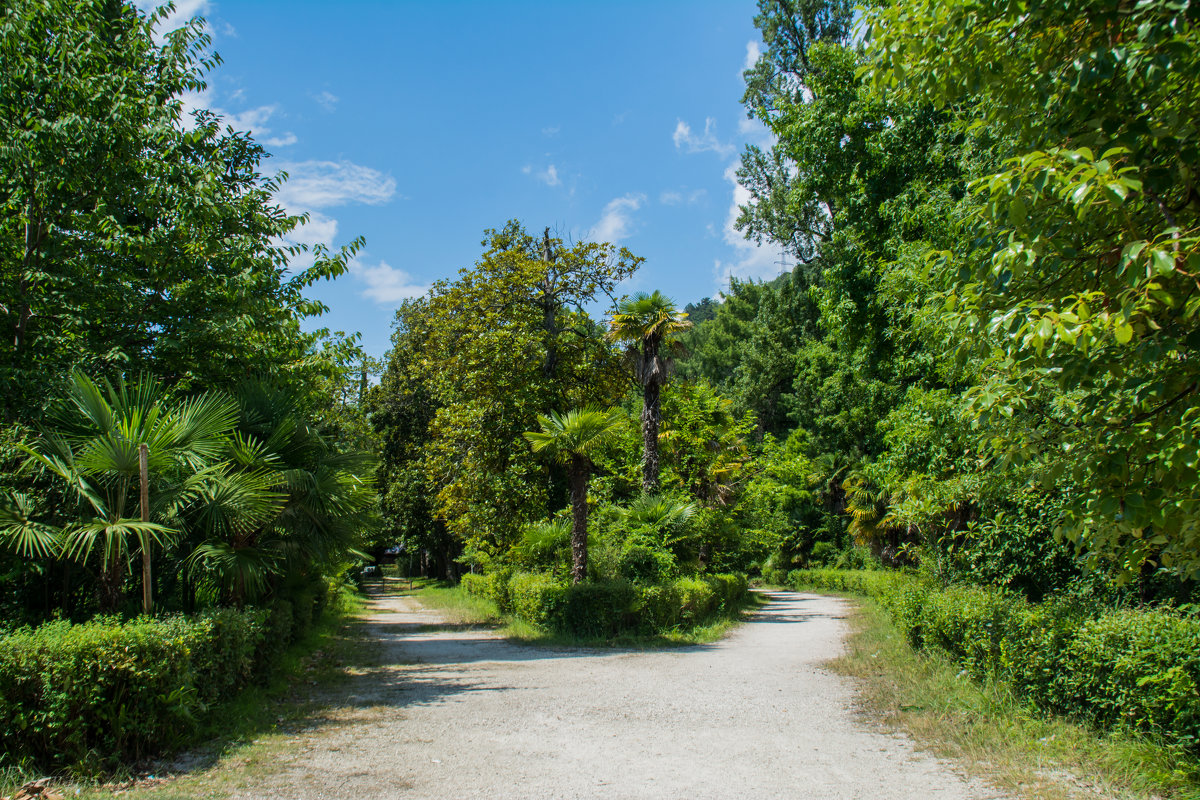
{"left": 412, "top": 580, "right": 763, "bottom": 648}
{"left": 826, "top": 592, "right": 1200, "bottom": 800}
{"left": 4, "top": 587, "right": 374, "bottom": 800}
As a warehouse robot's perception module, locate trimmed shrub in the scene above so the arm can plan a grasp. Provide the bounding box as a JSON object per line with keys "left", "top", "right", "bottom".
{"left": 507, "top": 572, "right": 568, "bottom": 627}
{"left": 176, "top": 608, "right": 268, "bottom": 706}
{"left": 462, "top": 568, "right": 514, "bottom": 613}
{"left": 497, "top": 571, "right": 750, "bottom": 636}
{"left": 560, "top": 580, "right": 636, "bottom": 637}
{"left": 634, "top": 582, "right": 683, "bottom": 631}
{"left": 788, "top": 568, "right": 1200, "bottom": 753}
{"left": 0, "top": 609, "right": 281, "bottom": 770}
{"left": 460, "top": 572, "right": 490, "bottom": 600}
{"left": 675, "top": 577, "right": 718, "bottom": 623}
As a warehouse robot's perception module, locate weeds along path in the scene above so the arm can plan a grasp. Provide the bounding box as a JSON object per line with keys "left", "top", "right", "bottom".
{"left": 230, "top": 589, "right": 1005, "bottom": 800}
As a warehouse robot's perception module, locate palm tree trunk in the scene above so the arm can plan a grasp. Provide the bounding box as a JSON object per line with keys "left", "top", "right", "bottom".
{"left": 641, "top": 382, "right": 661, "bottom": 494}
{"left": 569, "top": 457, "right": 590, "bottom": 584}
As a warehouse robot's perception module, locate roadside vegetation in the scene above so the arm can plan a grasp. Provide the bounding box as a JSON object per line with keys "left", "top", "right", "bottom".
{"left": 2, "top": 0, "right": 1199, "bottom": 793}
{"left": 792, "top": 571, "right": 1200, "bottom": 799}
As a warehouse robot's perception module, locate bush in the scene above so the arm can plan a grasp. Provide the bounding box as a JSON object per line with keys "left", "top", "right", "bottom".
{"left": 499, "top": 571, "right": 750, "bottom": 637}
{"left": 0, "top": 580, "right": 339, "bottom": 773}
{"left": 617, "top": 541, "right": 676, "bottom": 583}
{"left": 0, "top": 608, "right": 283, "bottom": 770}
{"left": 788, "top": 568, "right": 1200, "bottom": 754}
{"left": 463, "top": 569, "right": 514, "bottom": 613}
{"left": 809, "top": 541, "right": 837, "bottom": 566}
{"left": 176, "top": 608, "right": 267, "bottom": 706}
{"left": 560, "top": 580, "right": 636, "bottom": 637}
{"left": 506, "top": 572, "right": 568, "bottom": 627}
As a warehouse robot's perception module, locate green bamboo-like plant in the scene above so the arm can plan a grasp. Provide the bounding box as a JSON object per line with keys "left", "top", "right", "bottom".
{"left": 607, "top": 291, "right": 692, "bottom": 493}
{"left": 524, "top": 407, "right": 626, "bottom": 583}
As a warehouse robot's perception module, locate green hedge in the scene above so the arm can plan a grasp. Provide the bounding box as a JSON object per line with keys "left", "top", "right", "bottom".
{"left": 468, "top": 571, "right": 749, "bottom": 637}
{"left": 788, "top": 569, "right": 1200, "bottom": 753}
{"left": 0, "top": 600, "right": 310, "bottom": 771}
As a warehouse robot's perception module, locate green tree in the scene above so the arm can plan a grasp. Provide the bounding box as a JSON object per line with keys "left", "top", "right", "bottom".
{"left": 0, "top": 0, "right": 360, "bottom": 421}
{"left": 373, "top": 223, "right": 638, "bottom": 564}
{"left": 865, "top": 0, "right": 1200, "bottom": 578}
{"left": 524, "top": 407, "right": 626, "bottom": 584}
{"left": 608, "top": 291, "right": 693, "bottom": 494}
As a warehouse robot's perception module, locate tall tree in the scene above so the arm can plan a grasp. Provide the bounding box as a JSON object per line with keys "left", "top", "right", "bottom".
{"left": 373, "top": 223, "right": 638, "bottom": 563}
{"left": 608, "top": 291, "right": 693, "bottom": 494}
{"left": 524, "top": 407, "right": 626, "bottom": 583}
{"left": 865, "top": 0, "right": 1200, "bottom": 578}
{"left": 0, "top": 0, "right": 359, "bottom": 421}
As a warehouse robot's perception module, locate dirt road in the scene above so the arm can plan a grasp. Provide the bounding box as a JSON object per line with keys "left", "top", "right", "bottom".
{"left": 211, "top": 589, "right": 1005, "bottom": 800}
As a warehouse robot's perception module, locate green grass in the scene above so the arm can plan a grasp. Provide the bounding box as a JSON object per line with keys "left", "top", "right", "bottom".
{"left": 822, "top": 592, "right": 1200, "bottom": 800}
{"left": 0, "top": 587, "right": 373, "bottom": 800}
{"left": 412, "top": 580, "right": 763, "bottom": 648}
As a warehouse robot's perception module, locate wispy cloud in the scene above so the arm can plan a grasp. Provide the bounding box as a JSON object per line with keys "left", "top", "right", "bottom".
{"left": 660, "top": 188, "right": 706, "bottom": 206}
{"left": 673, "top": 118, "right": 735, "bottom": 158}
{"left": 349, "top": 257, "right": 429, "bottom": 305}
{"left": 542, "top": 125, "right": 560, "bottom": 136}
{"left": 274, "top": 160, "right": 397, "bottom": 210}
{"left": 713, "top": 164, "right": 780, "bottom": 286}
{"left": 313, "top": 90, "right": 339, "bottom": 112}
{"left": 744, "top": 41, "right": 761, "bottom": 71}
{"left": 589, "top": 193, "right": 646, "bottom": 244}
{"left": 265, "top": 132, "right": 299, "bottom": 148}
{"left": 522, "top": 163, "right": 561, "bottom": 187}
{"left": 272, "top": 161, "right": 397, "bottom": 280}
{"left": 173, "top": 92, "right": 297, "bottom": 147}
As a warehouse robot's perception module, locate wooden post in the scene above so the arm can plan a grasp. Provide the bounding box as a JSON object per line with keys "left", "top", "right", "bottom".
{"left": 139, "top": 443, "right": 152, "bottom": 615}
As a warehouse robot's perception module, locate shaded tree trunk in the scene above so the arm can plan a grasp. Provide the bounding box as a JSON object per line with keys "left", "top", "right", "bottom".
{"left": 99, "top": 559, "right": 123, "bottom": 612}
{"left": 641, "top": 382, "right": 661, "bottom": 494}
{"left": 569, "top": 456, "right": 590, "bottom": 584}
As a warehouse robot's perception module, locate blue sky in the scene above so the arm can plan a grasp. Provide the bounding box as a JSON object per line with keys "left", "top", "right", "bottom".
{"left": 150, "top": 1, "right": 782, "bottom": 358}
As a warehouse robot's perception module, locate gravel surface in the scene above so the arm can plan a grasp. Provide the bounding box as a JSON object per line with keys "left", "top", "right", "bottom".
{"left": 235, "top": 590, "right": 1006, "bottom": 800}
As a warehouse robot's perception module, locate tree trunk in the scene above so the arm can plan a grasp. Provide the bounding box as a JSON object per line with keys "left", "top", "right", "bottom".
{"left": 139, "top": 443, "right": 152, "bottom": 614}
{"left": 99, "top": 559, "right": 123, "bottom": 612}
{"left": 569, "top": 457, "right": 590, "bottom": 584}
{"left": 641, "top": 382, "right": 661, "bottom": 494}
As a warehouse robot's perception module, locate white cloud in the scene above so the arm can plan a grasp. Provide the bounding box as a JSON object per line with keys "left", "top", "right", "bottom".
{"left": 523, "top": 164, "right": 561, "bottom": 187}
{"left": 225, "top": 104, "right": 277, "bottom": 134}
{"left": 660, "top": 188, "right": 707, "bottom": 206}
{"left": 744, "top": 41, "right": 761, "bottom": 71}
{"left": 135, "top": 0, "right": 212, "bottom": 42}
{"left": 673, "top": 118, "right": 735, "bottom": 158}
{"left": 313, "top": 91, "right": 339, "bottom": 112}
{"left": 588, "top": 194, "right": 646, "bottom": 244}
{"left": 350, "top": 258, "right": 429, "bottom": 304}
{"left": 542, "top": 125, "right": 560, "bottom": 136}
{"left": 264, "top": 132, "right": 298, "bottom": 148}
{"left": 713, "top": 164, "right": 781, "bottom": 286}
{"left": 274, "top": 160, "right": 397, "bottom": 210}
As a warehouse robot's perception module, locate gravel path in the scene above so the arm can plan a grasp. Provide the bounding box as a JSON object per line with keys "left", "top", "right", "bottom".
{"left": 235, "top": 590, "right": 1005, "bottom": 800}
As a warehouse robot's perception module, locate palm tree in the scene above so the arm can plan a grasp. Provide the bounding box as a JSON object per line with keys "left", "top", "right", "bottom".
{"left": 607, "top": 291, "right": 692, "bottom": 493}
{"left": 524, "top": 407, "right": 626, "bottom": 583}
{"left": 21, "top": 371, "right": 237, "bottom": 611}
{"left": 186, "top": 380, "right": 378, "bottom": 605}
